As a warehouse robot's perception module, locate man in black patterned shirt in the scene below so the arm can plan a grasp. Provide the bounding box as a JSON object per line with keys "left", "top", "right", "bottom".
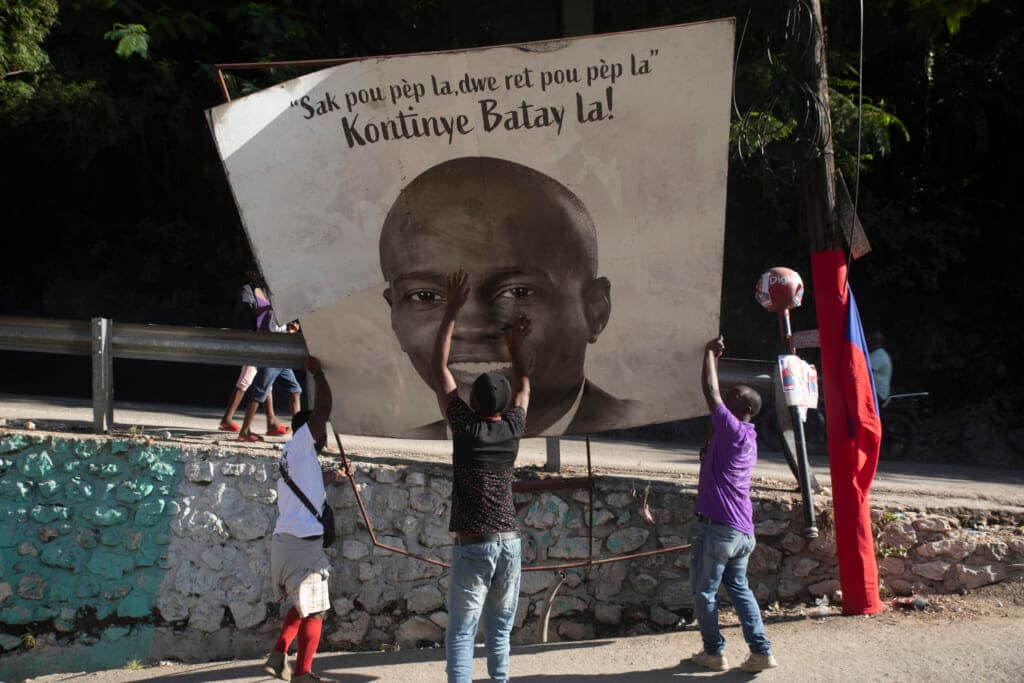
{"left": 431, "top": 269, "right": 530, "bottom": 683}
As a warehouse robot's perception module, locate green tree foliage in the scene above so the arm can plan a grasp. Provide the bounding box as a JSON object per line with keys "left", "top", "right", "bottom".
{"left": 0, "top": 0, "right": 58, "bottom": 76}
{"left": 104, "top": 23, "right": 149, "bottom": 59}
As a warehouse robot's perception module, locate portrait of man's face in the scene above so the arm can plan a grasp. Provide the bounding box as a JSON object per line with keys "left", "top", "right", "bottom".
{"left": 379, "top": 156, "right": 614, "bottom": 435}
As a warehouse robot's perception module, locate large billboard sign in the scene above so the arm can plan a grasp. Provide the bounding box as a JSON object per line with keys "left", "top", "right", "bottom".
{"left": 208, "top": 20, "right": 736, "bottom": 438}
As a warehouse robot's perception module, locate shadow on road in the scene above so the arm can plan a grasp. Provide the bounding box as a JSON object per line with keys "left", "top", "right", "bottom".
{"left": 517, "top": 661, "right": 765, "bottom": 681}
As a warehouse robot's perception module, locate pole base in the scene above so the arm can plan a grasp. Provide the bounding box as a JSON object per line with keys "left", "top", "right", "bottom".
{"left": 804, "top": 526, "right": 819, "bottom": 539}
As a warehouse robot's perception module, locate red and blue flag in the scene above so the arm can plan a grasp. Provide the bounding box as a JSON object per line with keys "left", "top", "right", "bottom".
{"left": 812, "top": 249, "right": 884, "bottom": 615}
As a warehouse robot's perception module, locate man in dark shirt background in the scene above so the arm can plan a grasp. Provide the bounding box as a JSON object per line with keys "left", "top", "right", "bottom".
{"left": 430, "top": 269, "right": 531, "bottom": 683}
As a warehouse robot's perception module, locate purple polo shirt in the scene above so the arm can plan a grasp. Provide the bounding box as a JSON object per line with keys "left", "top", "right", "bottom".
{"left": 696, "top": 403, "right": 757, "bottom": 535}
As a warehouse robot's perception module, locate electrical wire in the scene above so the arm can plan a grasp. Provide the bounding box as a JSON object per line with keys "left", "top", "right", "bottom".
{"left": 843, "top": 0, "right": 866, "bottom": 294}
{"left": 730, "top": 0, "right": 867, "bottom": 278}
{"left": 733, "top": 9, "right": 751, "bottom": 123}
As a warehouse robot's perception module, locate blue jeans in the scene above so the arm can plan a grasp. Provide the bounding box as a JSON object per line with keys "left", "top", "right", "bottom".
{"left": 446, "top": 539, "right": 521, "bottom": 683}
{"left": 251, "top": 367, "right": 301, "bottom": 403}
{"left": 690, "top": 520, "right": 772, "bottom": 656}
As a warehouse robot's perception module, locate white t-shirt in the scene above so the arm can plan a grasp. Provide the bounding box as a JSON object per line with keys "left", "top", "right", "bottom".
{"left": 274, "top": 424, "right": 327, "bottom": 538}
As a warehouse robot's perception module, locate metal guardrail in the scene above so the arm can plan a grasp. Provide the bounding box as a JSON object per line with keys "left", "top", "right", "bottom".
{"left": 0, "top": 316, "right": 307, "bottom": 366}
{"left": 716, "top": 356, "right": 774, "bottom": 394}
{"left": 0, "top": 315, "right": 773, "bottom": 436}
{"left": 0, "top": 316, "right": 308, "bottom": 432}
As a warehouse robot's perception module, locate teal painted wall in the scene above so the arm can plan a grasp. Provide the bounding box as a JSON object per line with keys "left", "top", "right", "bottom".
{"left": 0, "top": 434, "right": 180, "bottom": 680}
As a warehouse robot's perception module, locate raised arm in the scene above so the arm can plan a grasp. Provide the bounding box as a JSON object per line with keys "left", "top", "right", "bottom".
{"left": 306, "top": 356, "right": 348, "bottom": 485}
{"left": 431, "top": 270, "right": 470, "bottom": 415}
{"left": 305, "top": 355, "right": 332, "bottom": 444}
{"left": 702, "top": 335, "right": 725, "bottom": 412}
{"left": 504, "top": 315, "right": 532, "bottom": 414}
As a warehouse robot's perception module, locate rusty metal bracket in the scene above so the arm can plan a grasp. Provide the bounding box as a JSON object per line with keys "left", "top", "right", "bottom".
{"left": 537, "top": 571, "right": 568, "bottom": 644}
{"left": 214, "top": 57, "right": 363, "bottom": 102}
{"left": 332, "top": 429, "right": 448, "bottom": 568}
{"left": 330, "top": 430, "right": 690, "bottom": 573}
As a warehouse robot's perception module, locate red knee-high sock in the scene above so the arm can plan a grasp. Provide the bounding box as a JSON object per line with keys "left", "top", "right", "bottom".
{"left": 274, "top": 607, "right": 302, "bottom": 653}
{"left": 295, "top": 616, "right": 323, "bottom": 675}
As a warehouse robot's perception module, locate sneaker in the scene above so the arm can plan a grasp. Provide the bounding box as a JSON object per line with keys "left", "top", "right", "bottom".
{"left": 263, "top": 649, "right": 291, "bottom": 680}
{"left": 690, "top": 650, "right": 728, "bottom": 671}
{"left": 740, "top": 652, "right": 778, "bottom": 672}
{"left": 292, "top": 673, "right": 337, "bottom": 683}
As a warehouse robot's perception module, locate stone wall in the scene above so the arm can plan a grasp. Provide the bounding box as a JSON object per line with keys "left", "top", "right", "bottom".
{"left": 1, "top": 432, "right": 1022, "bottom": 679}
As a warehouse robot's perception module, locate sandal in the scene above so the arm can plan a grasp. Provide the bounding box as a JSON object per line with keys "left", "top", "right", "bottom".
{"left": 219, "top": 421, "right": 240, "bottom": 432}
{"left": 238, "top": 433, "right": 264, "bottom": 442}
{"left": 267, "top": 424, "right": 291, "bottom": 436}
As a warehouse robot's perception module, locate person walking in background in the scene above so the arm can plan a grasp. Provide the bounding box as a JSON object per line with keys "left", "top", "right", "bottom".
{"left": 219, "top": 273, "right": 277, "bottom": 432}
{"left": 689, "top": 335, "right": 776, "bottom": 673}
{"left": 430, "top": 270, "right": 531, "bottom": 683}
{"left": 868, "top": 331, "right": 892, "bottom": 403}
{"left": 264, "top": 355, "right": 348, "bottom": 683}
{"left": 238, "top": 286, "right": 302, "bottom": 442}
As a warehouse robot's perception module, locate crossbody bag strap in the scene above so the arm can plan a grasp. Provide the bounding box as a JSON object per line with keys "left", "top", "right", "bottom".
{"left": 279, "top": 463, "right": 324, "bottom": 523}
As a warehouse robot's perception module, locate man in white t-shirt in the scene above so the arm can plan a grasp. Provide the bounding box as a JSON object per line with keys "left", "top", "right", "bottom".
{"left": 264, "top": 356, "right": 348, "bottom": 683}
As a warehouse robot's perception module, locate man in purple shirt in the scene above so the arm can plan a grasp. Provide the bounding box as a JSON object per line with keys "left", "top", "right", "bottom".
{"left": 689, "top": 335, "right": 777, "bottom": 673}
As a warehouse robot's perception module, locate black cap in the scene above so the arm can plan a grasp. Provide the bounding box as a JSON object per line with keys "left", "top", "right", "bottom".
{"left": 471, "top": 372, "right": 512, "bottom": 417}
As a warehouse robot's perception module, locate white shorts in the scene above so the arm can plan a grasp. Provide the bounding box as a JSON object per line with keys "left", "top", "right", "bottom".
{"left": 235, "top": 365, "right": 257, "bottom": 391}
{"left": 295, "top": 571, "right": 331, "bottom": 617}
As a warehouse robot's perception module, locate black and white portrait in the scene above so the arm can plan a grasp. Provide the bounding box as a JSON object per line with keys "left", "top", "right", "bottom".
{"left": 379, "top": 156, "right": 637, "bottom": 437}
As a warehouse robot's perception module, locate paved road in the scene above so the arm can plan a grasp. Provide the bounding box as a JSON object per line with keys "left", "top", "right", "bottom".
{"left": 25, "top": 609, "right": 1024, "bottom": 682}
{"left": 2, "top": 394, "right": 1022, "bottom": 513}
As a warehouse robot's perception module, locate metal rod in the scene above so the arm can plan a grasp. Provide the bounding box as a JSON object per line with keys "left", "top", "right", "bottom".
{"left": 216, "top": 68, "right": 231, "bottom": 102}
{"left": 544, "top": 435, "right": 561, "bottom": 472}
{"left": 333, "top": 430, "right": 380, "bottom": 547}
{"left": 333, "top": 428, "right": 450, "bottom": 568}
{"left": 586, "top": 435, "right": 594, "bottom": 569}
{"left": 790, "top": 405, "right": 819, "bottom": 538}
{"left": 91, "top": 317, "right": 112, "bottom": 433}
{"left": 776, "top": 309, "right": 819, "bottom": 538}
{"left": 215, "top": 56, "right": 363, "bottom": 70}
{"left": 780, "top": 309, "right": 795, "bottom": 354}
{"left": 374, "top": 543, "right": 449, "bottom": 569}
{"left": 332, "top": 427, "right": 693, "bottom": 573}
{"left": 211, "top": 23, "right": 706, "bottom": 103}
{"left": 523, "top": 543, "right": 692, "bottom": 572}
{"left": 538, "top": 571, "right": 568, "bottom": 643}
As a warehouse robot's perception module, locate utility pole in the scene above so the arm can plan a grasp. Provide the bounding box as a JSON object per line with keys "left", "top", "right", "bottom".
{"left": 794, "top": 0, "right": 885, "bottom": 614}
{"left": 794, "top": 0, "right": 841, "bottom": 252}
